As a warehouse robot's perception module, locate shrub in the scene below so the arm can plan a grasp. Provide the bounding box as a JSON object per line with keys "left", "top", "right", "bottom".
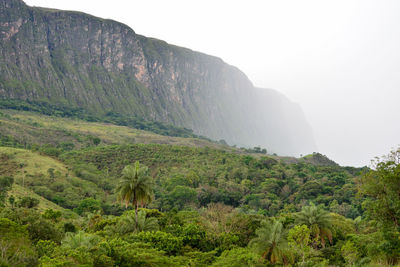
{"left": 134, "top": 231, "right": 184, "bottom": 255}
{"left": 18, "top": 197, "right": 40, "bottom": 208}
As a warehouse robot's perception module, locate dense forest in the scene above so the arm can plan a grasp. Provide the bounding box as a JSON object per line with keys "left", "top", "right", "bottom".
{"left": 0, "top": 108, "right": 399, "bottom": 266}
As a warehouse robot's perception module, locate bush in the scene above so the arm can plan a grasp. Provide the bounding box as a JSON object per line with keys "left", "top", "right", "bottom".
{"left": 42, "top": 209, "right": 62, "bottom": 221}
{"left": 18, "top": 197, "right": 40, "bottom": 208}
{"left": 0, "top": 218, "right": 38, "bottom": 266}
{"left": 27, "top": 217, "right": 63, "bottom": 243}
{"left": 39, "top": 144, "right": 62, "bottom": 157}
{"left": 0, "top": 176, "right": 14, "bottom": 205}
{"left": 134, "top": 231, "right": 184, "bottom": 255}
{"left": 64, "top": 222, "right": 77, "bottom": 233}
{"left": 35, "top": 240, "right": 57, "bottom": 257}
{"left": 211, "top": 247, "right": 263, "bottom": 267}
{"left": 74, "top": 198, "right": 102, "bottom": 215}
{"left": 108, "top": 238, "right": 177, "bottom": 266}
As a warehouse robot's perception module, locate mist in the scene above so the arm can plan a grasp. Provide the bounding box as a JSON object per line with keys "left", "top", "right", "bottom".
{"left": 24, "top": 0, "right": 400, "bottom": 167}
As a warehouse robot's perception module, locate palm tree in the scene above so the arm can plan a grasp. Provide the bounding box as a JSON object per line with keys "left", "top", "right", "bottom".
{"left": 62, "top": 231, "right": 100, "bottom": 250}
{"left": 295, "top": 203, "right": 333, "bottom": 248}
{"left": 117, "top": 210, "right": 159, "bottom": 234}
{"left": 116, "top": 161, "right": 154, "bottom": 227}
{"left": 249, "top": 219, "right": 293, "bottom": 265}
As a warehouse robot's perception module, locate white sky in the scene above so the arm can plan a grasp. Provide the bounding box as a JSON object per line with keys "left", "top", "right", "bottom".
{"left": 24, "top": 0, "right": 400, "bottom": 167}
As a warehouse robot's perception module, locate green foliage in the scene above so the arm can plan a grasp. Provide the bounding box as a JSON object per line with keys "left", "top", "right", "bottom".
{"left": 93, "top": 254, "right": 115, "bottom": 267}
{"left": 302, "top": 152, "right": 339, "bottom": 166}
{"left": 249, "top": 219, "right": 293, "bottom": 265}
{"left": 61, "top": 231, "right": 100, "bottom": 251}
{"left": 36, "top": 240, "right": 57, "bottom": 258}
{"left": 0, "top": 218, "right": 37, "bottom": 266}
{"left": 108, "top": 238, "right": 178, "bottom": 266}
{"left": 42, "top": 209, "right": 62, "bottom": 222}
{"left": 74, "top": 197, "right": 102, "bottom": 215}
{"left": 288, "top": 225, "right": 312, "bottom": 265}
{"left": 114, "top": 210, "right": 159, "bottom": 234}
{"left": 8, "top": 195, "right": 15, "bottom": 207}
{"left": 0, "top": 176, "right": 13, "bottom": 205}
{"left": 359, "top": 148, "right": 400, "bottom": 264}
{"left": 0, "top": 208, "right": 63, "bottom": 245}
{"left": 242, "top": 146, "right": 268, "bottom": 154}
{"left": 47, "top": 168, "right": 55, "bottom": 179}
{"left": 295, "top": 203, "right": 333, "bottom": 248}
{"left": 361, "top": 148, "right": 400, "bottom": 229}
{"left": 0, "top": 98, "right": 202, "bottom": 139}
{"left": 1, "top": 109, "right": 399, "bottom": 265}
{"left": 341, "top": 240, "right": 359, "bottom": 266}
{"left": 63, "top": 222, "right": 77, "bottom": 233}
{"left": 62, "top": 143, "right": 362, "bottom": 215}
{"left": 39, "top": 144, "right": 62, "bottom": 157}
{"left": 116, "top": 161, "right": 154, "bottom": 227}
{"left": 26, "top": 215, "right": 63, "bottom": 243}
{"left": 18, "top": 196, "right": 40, "bottom": 208}
{"left": 211, "top": 247, "right": 263, "bottom": 267}
{"left": 166, "top": 185, "right": 198, "bottom": 209}
{"left": 173, "top": 223, "right": 209, "bottom": 251}
{"left": 134, "top": 231, "right": 184, "bottom": 256}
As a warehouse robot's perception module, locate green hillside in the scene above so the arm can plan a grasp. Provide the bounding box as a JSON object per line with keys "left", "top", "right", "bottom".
{"left": 0, "top": 108, "right": 228, "bottom": 150}
{"left": 1, "top": 108, "right": 399, "bottom": 266}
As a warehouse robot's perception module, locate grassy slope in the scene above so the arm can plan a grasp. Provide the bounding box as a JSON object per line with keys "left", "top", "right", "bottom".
{"left": 0, "top": 109, "right": 233, "bottom": 150}
{"left": 0, "top": 147, "right": 65, "bottom": 211}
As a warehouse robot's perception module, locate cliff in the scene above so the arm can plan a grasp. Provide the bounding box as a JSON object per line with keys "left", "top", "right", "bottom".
{"left": 0, "top": 0, "right": 316, "bottom": 155}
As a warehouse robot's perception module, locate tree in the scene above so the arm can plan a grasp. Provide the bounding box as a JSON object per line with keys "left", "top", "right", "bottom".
{"left": 0, "top": 218, "right": 37, "bottom": 266}
{"left": 18, "top": 196, "right": 40, "bottom": 208}
{"left": 47, "top": 168, "right": 55, "bottom": 180}
{"left": 360, "top": 148, "right": 400, "bottom": 229}
{"left": 61, "top": 231, "right": 100, "bottom": 250}
{"left": 0, "top": 176, "right": 13, "bottom": 206}
{"left": 211, "top": 247, "right": 263, "bottom": 267}
{"left": 249, "top": 219, "right": 293, "bottom": 265}
{"left": 117, "top": 210, "right": 159, "bottom": 234}
{"left": 135, "top": 231, "right": 183, "bottom": 256}
{"left": 42, "top": 209, "right": 62, "bottom": 222}
{"left": 295, "top": 203, "right": 333, "bottom": 248}
{"left": 167, "top": 185, "right": 198, "bottom": 209}
{"left": 288, "top": 225, "right": 311, "bottom": 266}
{"left": 74, "top": 198, "right": 102, "bottom": 215}
{"left": 8, "top": 195, "right": 15, "bottom": 208}
{"left": 360, "top": 148, "right": 400, "bottom": 263}
{"left": 116, "top": 161, "right": 154, "bottom": 227}
{"left": 341, "top": 240, "right": 358, "bottom": 266}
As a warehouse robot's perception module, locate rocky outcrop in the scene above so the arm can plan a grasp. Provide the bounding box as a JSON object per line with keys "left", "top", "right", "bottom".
{"left": 0, "top": 0, "right": 316, "bottom": 155}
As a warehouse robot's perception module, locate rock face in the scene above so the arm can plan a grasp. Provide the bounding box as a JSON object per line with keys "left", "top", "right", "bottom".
{"left": 0, "top": 0, "right": 316, "bottom": 155}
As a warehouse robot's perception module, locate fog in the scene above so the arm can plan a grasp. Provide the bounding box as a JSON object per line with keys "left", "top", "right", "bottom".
{"left": 25, "top": 0, "right": 400, "bottom": 167}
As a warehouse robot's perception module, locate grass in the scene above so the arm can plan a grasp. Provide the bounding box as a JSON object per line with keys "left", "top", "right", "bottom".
{"left": 0, "top": 146, "right": 68, "bottom": 181}
{"left": 1, "top": 147, "right": 67, "bottom": 211}
{"left": 7, "top": 184, "right": 64, "bottom": 211}
{"left": 0, "top": 109, "right": 233, "bottom": 150}
{"left": 0, "top": 147, "right": 72, "bottom": 211}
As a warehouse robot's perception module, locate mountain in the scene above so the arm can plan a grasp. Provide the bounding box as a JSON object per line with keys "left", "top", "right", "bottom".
{"left": 0, "top": 0, "right": 316, "bottom": 155}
